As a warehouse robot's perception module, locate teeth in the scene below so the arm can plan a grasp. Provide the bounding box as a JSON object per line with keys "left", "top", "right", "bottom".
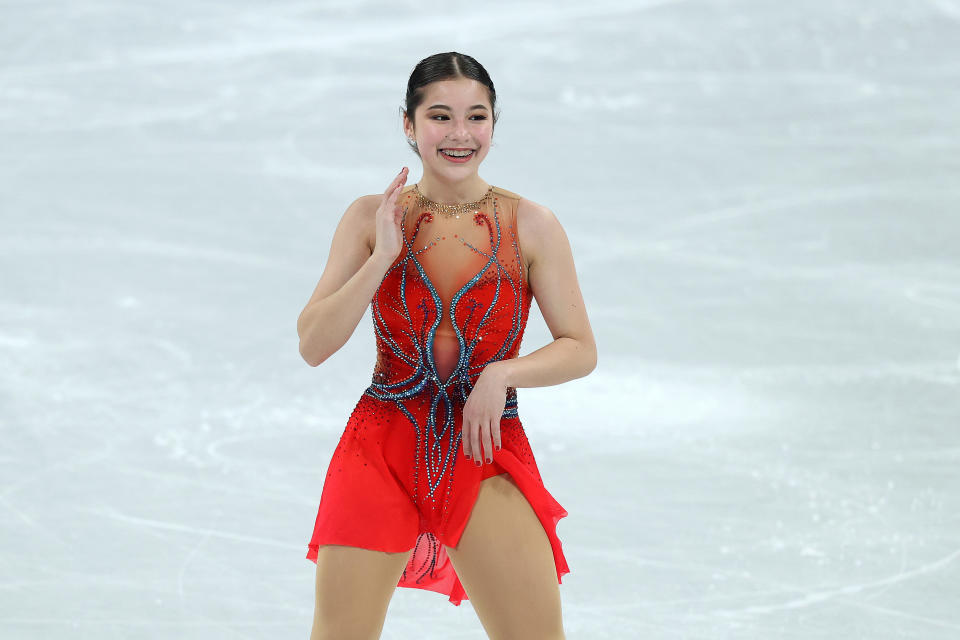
{"left": 441, "top": 149, "right": 473, "bottom": 157}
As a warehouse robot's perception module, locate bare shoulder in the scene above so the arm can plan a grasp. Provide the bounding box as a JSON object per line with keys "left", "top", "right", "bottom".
{"left": 517, "top": 196, "right": 565, "bottom": 271}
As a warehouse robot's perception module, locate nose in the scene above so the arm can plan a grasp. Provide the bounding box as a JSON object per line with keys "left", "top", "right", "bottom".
{"left": 451, "top": 116, "right": 470, "bottom": 141}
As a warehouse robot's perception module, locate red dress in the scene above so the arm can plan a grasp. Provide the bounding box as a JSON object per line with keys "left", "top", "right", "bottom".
{"left": 306, "top": 184, "right": 569, "bottom": 606}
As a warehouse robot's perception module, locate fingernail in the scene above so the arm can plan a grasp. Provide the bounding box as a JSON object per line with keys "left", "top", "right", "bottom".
{"left": 465, "top": 453, "right": 471, "bottom": 459}
{"left": 495, "top": 445, "right": 501, "bottom": 451}
{"left": 475, "top": 460, "right": 481, "bottom": 467}
{"left": 485, "top": 457, "right": 492, "bottom": 464}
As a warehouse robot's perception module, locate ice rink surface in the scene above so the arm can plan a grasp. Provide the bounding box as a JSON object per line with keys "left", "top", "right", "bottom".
{"left": 2, "top": 1, "right": 959, "bottom": 638}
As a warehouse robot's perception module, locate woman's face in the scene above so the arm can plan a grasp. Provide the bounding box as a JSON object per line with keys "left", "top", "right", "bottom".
{"left": 404, "top": 78, "right": 494, "bottom": 180}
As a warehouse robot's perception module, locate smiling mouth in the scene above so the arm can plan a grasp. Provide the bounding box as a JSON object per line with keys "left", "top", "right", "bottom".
{"left": 440, "top": 148, "right": 476, "bottom": 158}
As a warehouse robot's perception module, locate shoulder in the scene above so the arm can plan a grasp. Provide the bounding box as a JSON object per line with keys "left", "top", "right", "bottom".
{"left": 491, "top": 185, "right": 522, "bottom": 200}
{"left": 354, "top": 193, "right": 383, "bottom": 217}
{"left": 493, "top": 186, "right": 560, "bottom": 234}
{"left": 515, "top": 195, "right": 566, "bottom": 269}
{"left": 515, "top": 195, "right": 560, "bottom": 232}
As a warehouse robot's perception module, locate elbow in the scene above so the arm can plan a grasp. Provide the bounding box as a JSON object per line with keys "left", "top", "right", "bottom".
{"left": 564, "top": 335, "right": 597, "bottom": 379}
{"left": 297, "top": 321, "right": 326, "bottom": 367}
{"left": 298, "top": 340, "right": 314, "bottom": 366}
{"left": 585, "top": 351, "right": 597, "bottom": 376}
{"left": 582, "top": 342, "right": 598, "bottom": 377}
{"left": 299, "top": 341, "right": 326, "bottom": 367}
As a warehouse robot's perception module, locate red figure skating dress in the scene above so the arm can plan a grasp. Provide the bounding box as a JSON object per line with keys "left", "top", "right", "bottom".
{"left": 306, "top": 184, "right": 569, "bottom": 606}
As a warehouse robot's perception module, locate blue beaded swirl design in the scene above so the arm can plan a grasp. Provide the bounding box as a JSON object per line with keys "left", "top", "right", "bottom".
{"left": 364, "top": 195, "right": 527, "bottom": 510}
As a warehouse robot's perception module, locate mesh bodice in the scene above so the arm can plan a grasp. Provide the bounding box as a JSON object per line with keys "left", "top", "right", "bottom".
{"left": 368, "top": 184, "right": 531, "bottom": 404}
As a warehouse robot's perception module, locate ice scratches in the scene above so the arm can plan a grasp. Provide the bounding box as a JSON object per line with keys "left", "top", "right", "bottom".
{"left": 646, "top": 182, "right": 915, "bottom": 240}
{"left": 81, "top": 505, "right": 300, "bottom": 550}
{"left": 713, "top": 545, "right": 960, "bottom": 619}
{"left": 732, "top": 361, "right": 960, "bottom": 386}
{"left": 839, "top": 599, "right": 960, "bottom": 631}
{"left": 0, "top": 0, "right": 684, "bottom": 79}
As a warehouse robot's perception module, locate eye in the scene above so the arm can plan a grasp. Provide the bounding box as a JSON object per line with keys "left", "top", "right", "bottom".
{"left": 428, "top": 114, "right": 487, "bottom": 121}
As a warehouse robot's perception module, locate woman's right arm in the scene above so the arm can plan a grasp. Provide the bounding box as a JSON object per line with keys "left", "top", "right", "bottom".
{"left": 297, "top": 169, "right": 408, "bottom": 366}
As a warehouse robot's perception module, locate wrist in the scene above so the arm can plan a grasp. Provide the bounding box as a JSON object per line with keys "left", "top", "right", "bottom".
{"left": 369, "top": 250, "right": 396, "bottom": 271}
{"left": 487, "top": 359, "right": 514, "bottom": 389}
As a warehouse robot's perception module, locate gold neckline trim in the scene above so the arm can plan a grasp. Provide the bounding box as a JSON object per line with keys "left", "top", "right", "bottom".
{"left": 412, "top": 183, "right": 494, "bottom": 218}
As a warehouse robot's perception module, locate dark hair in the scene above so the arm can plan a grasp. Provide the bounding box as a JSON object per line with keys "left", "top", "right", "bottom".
{"left": 400, "top": 52, "right": 499, "bottom": 157}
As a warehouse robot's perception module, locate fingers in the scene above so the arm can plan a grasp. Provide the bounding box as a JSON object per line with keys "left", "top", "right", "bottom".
{"left": 385, "top": 183, "right": 400, "bottom": 207}
{"left": 462, "top": 423, "right": 472, "bottom": 460}
{"left": 480, "top": 419, "right": 495, "bottom": 464}
{"left": 470, "top": 421, "right": 483, "bottom": 466}
{"left": 384, "top": 169, "right": 403, "bottom": 196}
{"left": 462, "top": 417, "right": 499, "bottom": 466}
{"left": 383, "top": 172, "right": 408, "bottom": 211}
{"left": 384, "top": 166, "right": 409, "bottom": 196}
{"left": 462, "top": 418, "right": 477, "bottom": 461}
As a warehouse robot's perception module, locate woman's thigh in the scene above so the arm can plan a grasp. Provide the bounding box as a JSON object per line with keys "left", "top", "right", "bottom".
{"left": 310, "top": 544, "right": 412, "bottom": 640}
{"left": 443, "top": 473, "right": 565, "bottom": 640}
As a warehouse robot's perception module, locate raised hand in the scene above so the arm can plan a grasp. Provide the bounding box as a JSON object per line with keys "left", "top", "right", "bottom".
{"left": 372, "top": 167, "right": 409, "bottom": 263}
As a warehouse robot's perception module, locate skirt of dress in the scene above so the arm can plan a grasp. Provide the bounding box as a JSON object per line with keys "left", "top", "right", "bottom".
{"left": 305, "top": 393, "right": 570, "bottom": 606}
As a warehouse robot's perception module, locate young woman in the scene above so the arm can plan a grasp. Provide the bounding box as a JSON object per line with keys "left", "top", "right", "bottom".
{"left": 297, "top": 52, "right": 597, "bottom": 640}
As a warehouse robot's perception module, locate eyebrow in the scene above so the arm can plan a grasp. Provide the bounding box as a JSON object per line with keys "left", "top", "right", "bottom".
{"left": 426, "top": 104, "right": 489, "bottom": 111}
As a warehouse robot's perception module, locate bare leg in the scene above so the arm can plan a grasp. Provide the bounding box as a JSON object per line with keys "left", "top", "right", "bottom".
{"left": 444, "top": 473, "right": 566, "bottom": 640}
{"left": 309, "top": 544, "right": 412, "bottom": 640}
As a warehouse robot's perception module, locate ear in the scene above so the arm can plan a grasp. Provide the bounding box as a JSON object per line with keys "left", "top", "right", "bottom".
{"left": 402, "top": 112, "right": 414, "bottom": 139}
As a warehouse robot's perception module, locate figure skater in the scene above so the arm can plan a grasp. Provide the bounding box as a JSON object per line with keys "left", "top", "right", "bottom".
{"left": 297, "top": 51, "right": 597, "bottom": 640}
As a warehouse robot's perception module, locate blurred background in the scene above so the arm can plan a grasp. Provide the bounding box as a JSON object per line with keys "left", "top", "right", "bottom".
{"left": 2, "top": 1, "right": 959, "bottom": 638}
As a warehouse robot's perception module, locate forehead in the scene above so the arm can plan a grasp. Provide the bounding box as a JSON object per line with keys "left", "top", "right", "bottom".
{"left": 418, "top": 78, "right": 490, "bottom": 109}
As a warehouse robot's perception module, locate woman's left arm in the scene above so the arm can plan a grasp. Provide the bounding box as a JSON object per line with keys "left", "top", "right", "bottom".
{"left": 463, "top": 199, "right": 598, "bottom": 462}
{"left": 488, "top": 198, "right": 598, "bottom": 389}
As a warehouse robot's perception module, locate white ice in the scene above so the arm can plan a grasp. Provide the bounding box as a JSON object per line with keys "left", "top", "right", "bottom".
{"left": 2, "top": 1, "right": 959, "bottom": 638}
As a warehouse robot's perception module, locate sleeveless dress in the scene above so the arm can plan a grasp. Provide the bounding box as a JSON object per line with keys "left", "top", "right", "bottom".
{"left": 305, "top": 184, "right": 570, "bottom": 606}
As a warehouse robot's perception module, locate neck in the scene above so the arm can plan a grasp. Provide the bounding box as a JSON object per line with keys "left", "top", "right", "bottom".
{"left": 415, "top": 174, "right": 491, "bottom": 204}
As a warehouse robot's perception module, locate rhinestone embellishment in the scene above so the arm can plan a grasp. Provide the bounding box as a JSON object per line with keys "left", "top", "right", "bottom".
{"left": 412, "top": 183, "right": 494, "bottom": 218}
